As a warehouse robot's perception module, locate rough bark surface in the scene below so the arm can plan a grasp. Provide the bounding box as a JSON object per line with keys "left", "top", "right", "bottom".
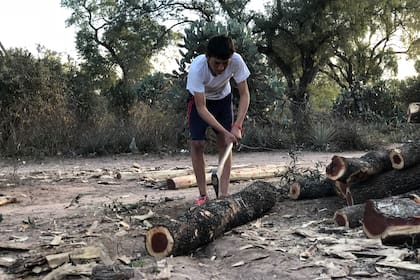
{"left": 325, "top": 150, "right": 392, "bottom": 184}
{"left": 145, "top": 181, "right": 276, "bottom": 258}
{"left": 345, "top": 165, "right": 420, "bottom": 206}
{"left": 363, "top": 197, "right": 420, "bottom": 245}
{"left": 91, "top": 264, "right": 135, "bottom": 280}
{"left": 289, "top": 178, "right": 336, "bottom": 200}
{"left": 389, "top": 143, "right": 420, "bottom": 170}
{"left": 333, "top": 204, "right": 365, "bottom": 228}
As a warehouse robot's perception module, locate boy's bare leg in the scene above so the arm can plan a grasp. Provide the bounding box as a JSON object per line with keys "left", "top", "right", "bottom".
{"left": 191, "top": 140, "right": 207, "bottom": 197}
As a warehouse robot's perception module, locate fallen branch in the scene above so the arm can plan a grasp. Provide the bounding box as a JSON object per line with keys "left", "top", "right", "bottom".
{"left": 0, "top": 196, "right": 17, "bottom": 206}
{"left": 289, "top": 178, "right": 336, "bottom": 200}
{"left": 325, "top": 150, "right": 392, "bottom": 184}
{"left": 145, "top": 181, "right": 276, "bottom": 258}
{"left": 166, "top": 165, "right": 286, "bottom": 190}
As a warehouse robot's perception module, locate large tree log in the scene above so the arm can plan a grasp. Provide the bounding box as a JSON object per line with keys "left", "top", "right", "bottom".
{"left": 333, "top": 204, "right": 365, "bottom": 228}
{"left": 389, "top": 143, "right": 420, "bottom": 170}
{"left": 407, "top": 102, "right": 420, "bottom": 123}
{"left": 288, "top": 178, "right": 336, "bottom": 200}
{"left": 145, "top": 181, "right": 276, "bottom": 258}
{"left": 166, "top": 165, "right": 287, "bottom": 189}
{"left": 363, "top": 197, "right": 420, "bottom": 246}
{"left": 345, "top": 165, "right": 420, "bottom": 206}
{"left": 325, "top": 150, "right": 392, "bottom": 184}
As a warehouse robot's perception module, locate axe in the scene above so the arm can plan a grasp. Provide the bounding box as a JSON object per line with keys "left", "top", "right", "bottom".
{"left": 211, "top": 142, "right": 233, "bottom": 198}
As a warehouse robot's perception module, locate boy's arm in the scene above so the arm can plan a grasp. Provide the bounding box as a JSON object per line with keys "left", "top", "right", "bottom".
{"left": 232, "top": 80, "right": 250, "bottom": 139}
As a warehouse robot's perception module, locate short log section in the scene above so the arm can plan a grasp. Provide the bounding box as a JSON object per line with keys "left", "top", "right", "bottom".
{"left": 389, "top": 143, "right": 420, "bottom": 170}
{"left": 325, "top": 150, "right": 392, "bottom": 184}
{"left": 333, "top": 204, "right": 365, "bottom": 228}
{"left": 289, "top": 178, "right": 336, "bottom": 200}
{"left": 363, "top": 197, "right": 420, "bottom": 246}
{"left": 145, "top": 181, "right": 276, "bottom": 258}
{"left": 407, "top": 102, "right": 420, "bottom": 123}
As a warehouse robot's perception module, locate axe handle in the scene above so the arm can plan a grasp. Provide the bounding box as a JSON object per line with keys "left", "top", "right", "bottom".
{"left": 216, "top": 142, "right": 233, "bottom": 178}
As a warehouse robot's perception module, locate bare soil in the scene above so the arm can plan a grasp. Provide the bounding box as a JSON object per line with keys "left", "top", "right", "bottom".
{"left": 0, "top": 150, "right": 419, "bottom": 279}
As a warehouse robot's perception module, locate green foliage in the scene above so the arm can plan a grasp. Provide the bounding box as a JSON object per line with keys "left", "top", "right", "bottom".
{"left": 333, "top": 81, "right": 403, "bottom": 122}
{"left": 308, "top": 75, "right": 340, "bottom": 112}
{"left": 307, "top": 122, "right": 337, "bottom": 152}
{"left": 0, "top": 48, "right": 76, "bottom": 156}
{"left": 61, "top": 0, "right": 179, "bottom": 115}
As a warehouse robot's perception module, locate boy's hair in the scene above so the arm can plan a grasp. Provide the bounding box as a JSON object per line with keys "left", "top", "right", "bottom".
{"left": 206, "top": 35, "right": 235, "bottom": 60}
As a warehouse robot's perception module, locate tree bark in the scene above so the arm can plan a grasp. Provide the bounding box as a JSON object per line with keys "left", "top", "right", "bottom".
{"left": 91, "top": 264, "right": 134, "bottom": 280}
{"left": 145, "top": 181, "right": 276, "bottom": 258}
{"left": 325, "top": 150, "right": 392, "bottom": 184}
{"left": 407, "top": 102, "right": 420, "bottom": 123}
{"left": 389, "top": 143, "right": 420, "bottom": 170}
{"left": 288, "top": 178, "right": 336, "bottom": 200}
{"left": 363, "top": 197, "right": 420, "bottom": 246}
{"left": 333, "top": 204, "right": 365, "bottom": 228}
{"left": 166, "top": 165, "right": 286, "bottom": 190}
{"left": 334, "top": 181, "right": 348, "bottom": 199}
{"left": 345, "top": 165, "right": 420, "bottom": 206}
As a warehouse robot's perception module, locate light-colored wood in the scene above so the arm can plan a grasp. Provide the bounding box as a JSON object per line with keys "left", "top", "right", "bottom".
{"left": 407, "top": 102, "right": 420, "bottom": 123}
{"left": 166, "top": 165, "right": 287, "bottom": 190}
{"left": 0, "top": 196, "right": 17, "bottom": 206}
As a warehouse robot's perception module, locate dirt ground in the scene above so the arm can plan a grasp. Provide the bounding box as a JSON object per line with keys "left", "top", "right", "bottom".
{"left": 0, "top": 150, "right": 419, "bottom": 279}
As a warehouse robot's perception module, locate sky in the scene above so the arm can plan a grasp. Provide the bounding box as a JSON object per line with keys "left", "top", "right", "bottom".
{"left": 0, "top": 0, "right": 416, "bottom": 78}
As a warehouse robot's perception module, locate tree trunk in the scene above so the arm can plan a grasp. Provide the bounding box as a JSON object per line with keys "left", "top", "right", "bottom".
{"left": 288, "top": 178, "right": 336, "bottom": 200}
{"left": 363, "top": 197, "right": 420, "bottom": 246}
{"left": 345, "top": 165, "right": 420, "bottom": 206}
{"left": 389, "top": 143, "right": 420, "bottom": 170}
{"left": 325, "top": 150, "right": 392, "bottom": 184}
{"left": 407, "top": 102, "right": 420, "bottom": 123}
{"left": 166, "top": 165, "right": 286, "bottom": 190}
{"left": 145, "top": 181, "right": 276, "bottom": 258}
{"left": 333, "top": 204, "right": 365, "bottom": 228}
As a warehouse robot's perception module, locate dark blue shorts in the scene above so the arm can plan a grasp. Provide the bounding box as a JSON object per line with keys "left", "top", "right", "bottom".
{"left": 187, "top": 94, "right": 233, "bottom": 140}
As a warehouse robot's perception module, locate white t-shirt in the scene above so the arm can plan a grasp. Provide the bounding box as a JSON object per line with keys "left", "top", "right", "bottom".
{"left": 186, "top": 53, "right": 250, "bottom": 100}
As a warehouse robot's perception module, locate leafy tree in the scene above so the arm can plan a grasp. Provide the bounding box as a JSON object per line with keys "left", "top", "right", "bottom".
{"left": 253, "top": 0, "right": 419, "bottom": 134}
{"left": 61, "top": 0, "right": 181, "bottom": 113}
{"left": 0, "top": 48, "right": 75, "bottom": 155}
{"left": 321, "top": 0, "right": 420, "bottom": 90}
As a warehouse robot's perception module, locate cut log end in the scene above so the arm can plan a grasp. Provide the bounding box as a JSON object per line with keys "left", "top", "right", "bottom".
{"left": 145, "top": 226, "right": 174, "bottom": 258}
{"left": 389, "top": 149, "right": 404, "bottom": 170}
{"left": 166, "top": 179, "right": 176, "bottom": 190}
{"left": 325, "top": 156, "right": 345, "bottom": 180}
{"left": 333, "top": 211, "right": 349, "bottom": 228}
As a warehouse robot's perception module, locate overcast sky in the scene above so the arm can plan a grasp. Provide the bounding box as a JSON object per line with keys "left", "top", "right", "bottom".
{"left": 0, "top": 0, "right": 415, "bottom": 78}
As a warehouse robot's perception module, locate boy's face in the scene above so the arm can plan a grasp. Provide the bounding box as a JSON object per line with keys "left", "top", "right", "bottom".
{"left": 206, "top": 56, "right": 231, "bottom": 76}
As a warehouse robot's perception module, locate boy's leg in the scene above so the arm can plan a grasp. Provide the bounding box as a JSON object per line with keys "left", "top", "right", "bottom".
{"left": 191, "top": 140, "right": 207, "bottom": 197}
{"left": 188, "top": 96, "right": 209, "bottom": 201}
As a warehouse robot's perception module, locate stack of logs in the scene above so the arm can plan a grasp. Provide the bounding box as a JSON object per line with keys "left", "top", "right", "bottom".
{"left": 290, "top": 142, "right": 420, "bottom": 246}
